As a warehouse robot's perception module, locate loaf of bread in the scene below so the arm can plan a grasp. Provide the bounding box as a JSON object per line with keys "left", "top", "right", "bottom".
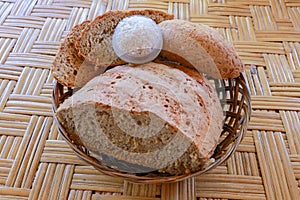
{"left": 56, "top": 62, "right": 223, "bottom": 175}
{"left": 158, "top": 20, "right": 244, "bottom": 79}
{"left": 76, "top": 9, "right": 173, "bottom": 67}
{"left": 52, "top": 21, "right": 104, "bottom": 88}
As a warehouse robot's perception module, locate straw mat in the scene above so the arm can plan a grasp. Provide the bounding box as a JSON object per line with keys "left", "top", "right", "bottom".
{"left": 0, "top": 0, "right": 300, "bottom": 199}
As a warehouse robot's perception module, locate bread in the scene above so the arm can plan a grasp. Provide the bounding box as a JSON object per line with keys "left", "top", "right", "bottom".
{"left": 76, "top": 9, "right": 174, "bottom": 67}
{"left": 112, "top": 15, "right": 163, "bottom": 64}
{"left": 56, "top": 62, "right": 223, "bottom": 175}
{"left": 52, "top": 21, "right": 104, "bottom": 88}
{"left": 158, "top": 20, "right": 244, "bottom": 79}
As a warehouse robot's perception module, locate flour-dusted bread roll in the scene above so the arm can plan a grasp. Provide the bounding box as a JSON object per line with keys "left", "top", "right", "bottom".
{"left": 158, "top": 20, "right": 244, "bottom": 79}
{"left": 76, "top": 10, "right": 173, "bottom": 67}
{"left": 112, "top": 15, "right": 163, "bottom": 64}
{"left": 52, "top": 21, "right": 104, "bottom": 88}
{"left": 56, "top": 62, "right": 223, "bottom": 175}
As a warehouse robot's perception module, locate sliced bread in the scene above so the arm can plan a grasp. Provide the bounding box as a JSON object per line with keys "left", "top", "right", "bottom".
{"left": 52, "top": 21, "right": 104, "bottom": 88}
{"left": 56, "top": 62, "right": 223, "bottom": 175}
{"left": 75, "top": 9, "right": 173, "bottom": 67}
{"left": 158, "top": 20, "right": 244, "bottom": 79}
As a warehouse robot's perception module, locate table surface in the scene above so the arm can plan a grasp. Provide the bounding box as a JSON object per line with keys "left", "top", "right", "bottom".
{"left": 0, "top": 0, "right": 300, "bottom": 199}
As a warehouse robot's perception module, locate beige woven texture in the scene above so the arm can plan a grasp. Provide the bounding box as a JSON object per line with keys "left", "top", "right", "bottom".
{"left": 0, "top": 0, "right": 300, "bottom": 199}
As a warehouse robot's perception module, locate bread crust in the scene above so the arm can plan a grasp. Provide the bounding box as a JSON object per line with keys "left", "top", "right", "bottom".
{"left": 158, "top": 20, "right": 244, "bottom": 79}
{"left": 52, "top": 21, "right": 89, "bottom": 87}
{"left": 76, "top": 9, "right": 174, "bottom": 67}
{"left": 154, "top": 60, "right": 224, "bottom": 156}
{"left": 56, "top": 62, "right": 223, "bottom": 175}
{"left": 52, "top": 21, "right": 104, "bottom": 88}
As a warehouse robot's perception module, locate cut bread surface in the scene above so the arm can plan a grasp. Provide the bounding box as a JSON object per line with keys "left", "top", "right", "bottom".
{"left": 56, "top": 62, "right": 223, "bottom": 175}
{"left": 52, "top": 21, "right": 104, "bottom": 88}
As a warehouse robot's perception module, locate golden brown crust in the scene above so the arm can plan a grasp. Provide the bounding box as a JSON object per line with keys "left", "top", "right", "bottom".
{"left": 188, "top": 24, "right": 243, "bottom": 79}
{"left": 76, "top": 9, "right": 174, "bottom": 66}
{"left": 158, "top": 20, "right": 244, "bottom": 79}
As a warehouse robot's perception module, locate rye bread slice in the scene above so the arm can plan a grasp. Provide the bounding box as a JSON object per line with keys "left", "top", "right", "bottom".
{"left": 56, "top": 62, "right": 223, "bottom": 175}
{"left": 75, "top": 9, "right": 173, "bottom": 67}
{"left": 52, "top": 21, "right": 104, "bottom": 88}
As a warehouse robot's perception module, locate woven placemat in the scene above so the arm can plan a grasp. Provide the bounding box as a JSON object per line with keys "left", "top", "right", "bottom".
{"left": 0, "top": 0, "right": 300, "bottom": 199}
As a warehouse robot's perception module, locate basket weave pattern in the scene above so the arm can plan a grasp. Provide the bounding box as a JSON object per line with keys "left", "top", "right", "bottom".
{"left": 0, "top": 0, "right": 300, "bottom": 199}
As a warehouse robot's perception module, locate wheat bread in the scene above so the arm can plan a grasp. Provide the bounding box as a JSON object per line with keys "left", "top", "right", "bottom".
{"left": 56, "top": 62, "right": 223, "bottom": 175}
{"left": 158, "top": 20, "right": 244, "bottom": 79}
{"left": 52, "top": 21, "right": 104, "bottom": 88}
{"left": 76, "top": 10, "right": 173, "bottom": 67}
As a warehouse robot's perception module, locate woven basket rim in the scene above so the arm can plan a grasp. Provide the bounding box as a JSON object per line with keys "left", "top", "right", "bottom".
{"left": 52, "top": 73, "right": 251, "bottom": 183}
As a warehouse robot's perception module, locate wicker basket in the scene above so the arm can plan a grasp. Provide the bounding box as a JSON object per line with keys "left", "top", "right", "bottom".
{"left": 52, "top": 73, "right": 251, "bottom": 184}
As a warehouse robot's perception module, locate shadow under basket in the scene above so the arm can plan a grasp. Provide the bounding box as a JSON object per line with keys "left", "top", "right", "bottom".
{"left": 52, "top": 73, "right": 251, "bottom": 184}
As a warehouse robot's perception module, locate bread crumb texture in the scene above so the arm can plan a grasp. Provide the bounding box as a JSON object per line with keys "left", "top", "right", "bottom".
{"left": 56, "top": 62, "right": 223, "bottom": 175}
{"left": 52, "top": 21, "right": 104, "bottom": 88}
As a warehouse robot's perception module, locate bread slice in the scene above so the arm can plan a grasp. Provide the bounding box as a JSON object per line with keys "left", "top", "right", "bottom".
{"left": 56, "top": 62, "right": 223, "bottom": 175}
{"left": 52, "top": 21, "right": 104, "bottom": 88}
{"left": 158, "top": 20, "right": 244, "bottom": 79}
{"left": 76, "top": 9, "right": 174, "bottom": 67}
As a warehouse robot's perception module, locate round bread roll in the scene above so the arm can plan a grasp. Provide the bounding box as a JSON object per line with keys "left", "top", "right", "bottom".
{"left": 158, "top": 20, "right": 244, "bottom": 79}
{"left": 112, "top": 15, "right": 163, "bottom": 64}
{"left": 56, "top": 62, "right": 223, "bottom": 175}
